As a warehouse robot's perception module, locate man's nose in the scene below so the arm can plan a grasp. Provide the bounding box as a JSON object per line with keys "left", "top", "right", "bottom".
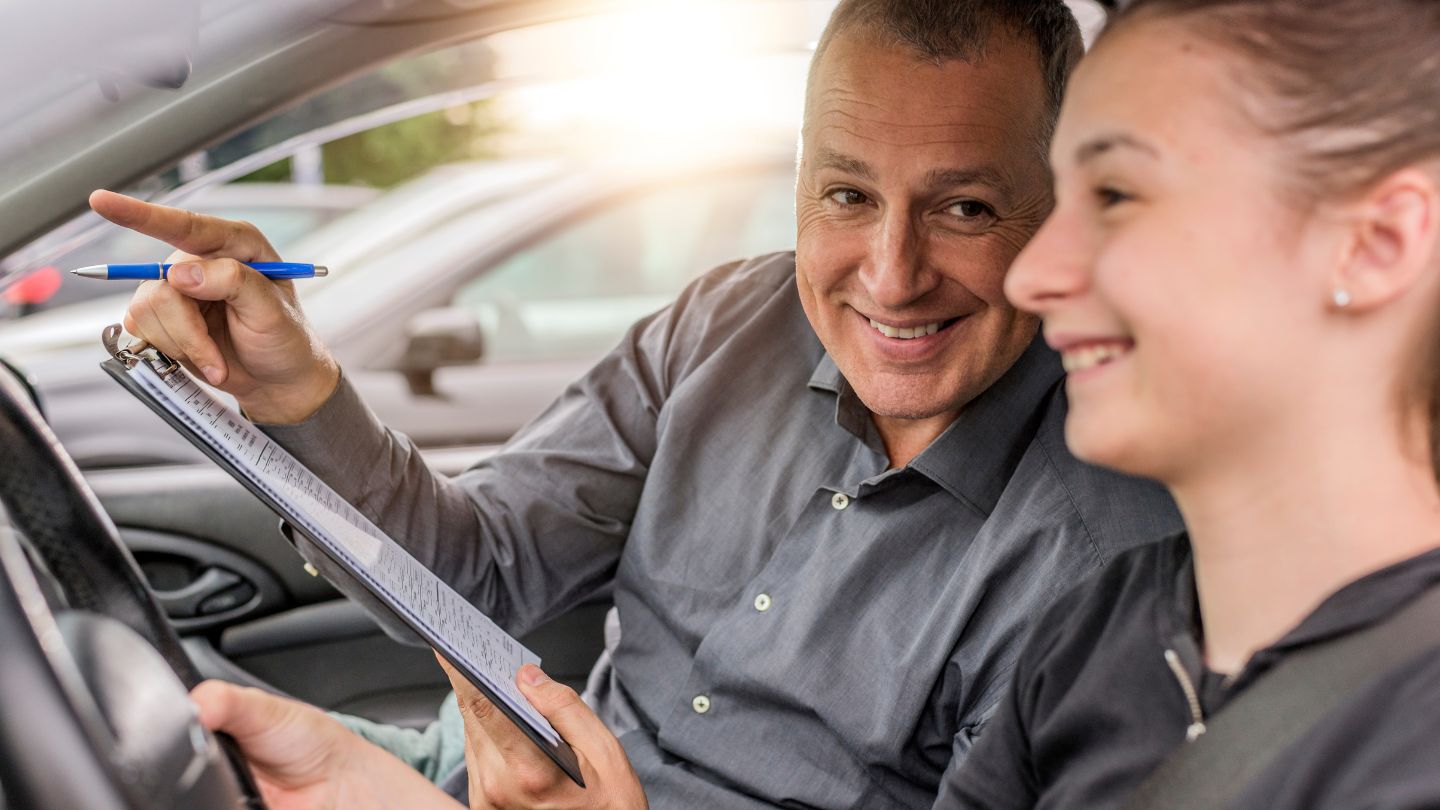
{"left": 859, "top": 211, "right": 936, "bottom": 309}
{"left": 1005, "top": 210, "right": 1089, "bottom": 316}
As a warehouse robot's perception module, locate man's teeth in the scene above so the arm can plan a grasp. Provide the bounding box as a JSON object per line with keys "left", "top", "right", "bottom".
{"left": 1061, "top": 343, "right": 1130, "bottom": 373}
{"left": 869, "top": 318, "right": 941, "bottom": 340}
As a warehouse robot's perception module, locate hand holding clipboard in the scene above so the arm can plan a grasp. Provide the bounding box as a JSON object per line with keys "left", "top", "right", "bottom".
{"left": 100, "top": 325, "right": 584, "bottom": 787}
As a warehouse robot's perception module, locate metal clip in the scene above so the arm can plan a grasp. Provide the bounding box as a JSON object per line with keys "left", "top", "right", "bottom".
{"left": 101, "top": 324, "right": 141, "bottom": 368}
{"left": 101, "top": 324, "right": 181, "bottom": 379}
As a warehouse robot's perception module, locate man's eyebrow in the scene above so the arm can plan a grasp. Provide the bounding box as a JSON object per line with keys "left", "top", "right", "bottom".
{"left": 1074, "top": 133, "right": 1161, "bottom": 165}
{"left": 813, "top": 148, "right": 876, "bottom": 181}
{"left": 812, "top": 150, "right": 1013, "bottom": 196}
{"left": 924, "top": 167, "right": 1014, "bottom": 197}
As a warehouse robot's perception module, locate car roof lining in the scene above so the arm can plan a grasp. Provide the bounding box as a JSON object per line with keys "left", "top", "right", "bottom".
{"left": 0, "top": 0, "right": 624, "bottom": 262}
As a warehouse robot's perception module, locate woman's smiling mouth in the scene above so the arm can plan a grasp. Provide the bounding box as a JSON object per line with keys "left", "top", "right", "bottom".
{"left": 1059, "top": 340, "right": 1134, "bottom": 373}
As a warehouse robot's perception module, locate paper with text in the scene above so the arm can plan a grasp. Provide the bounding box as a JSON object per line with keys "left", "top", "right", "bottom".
{"left": 129, "top": 363, "right": 557, "bottom": 743}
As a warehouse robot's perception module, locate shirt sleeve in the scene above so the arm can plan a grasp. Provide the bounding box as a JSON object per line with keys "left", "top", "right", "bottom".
{"left": 258, "top": 293, "right": 681, "bottom": 637}
{"left": 931, "top": 664, "right": 1040, "bottom": 810}
{"left": 331, "top": 691, "right": 464, "bottom": 783}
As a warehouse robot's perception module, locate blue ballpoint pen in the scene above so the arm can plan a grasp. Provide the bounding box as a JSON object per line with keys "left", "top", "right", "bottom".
{"left": 70, "top": 261, "right": 328, "bottom": 280}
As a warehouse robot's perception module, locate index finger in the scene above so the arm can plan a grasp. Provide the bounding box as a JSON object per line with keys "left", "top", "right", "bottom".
{"left": 89, "top": 189, "right": 274, "bottom": 261}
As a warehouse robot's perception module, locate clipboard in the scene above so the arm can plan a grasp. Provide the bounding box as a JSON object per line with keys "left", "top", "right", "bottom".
{"left": 99, "top": 325, "right": 584, "bottom": 787}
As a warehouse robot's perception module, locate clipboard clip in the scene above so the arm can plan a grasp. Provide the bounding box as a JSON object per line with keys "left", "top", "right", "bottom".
{"left": 102, "top": 323, "right": 181, "bottom": 379}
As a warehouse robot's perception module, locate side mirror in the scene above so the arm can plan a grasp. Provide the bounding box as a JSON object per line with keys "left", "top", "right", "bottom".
{"left": 396, "top": 307, "right": 484, "bottom": 396}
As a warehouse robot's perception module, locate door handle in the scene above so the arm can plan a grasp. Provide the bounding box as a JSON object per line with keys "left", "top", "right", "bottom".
{"left": 120, "top": 527, "right": 283, "bottom": 632}
{"left": 151, "top": 566, "right": 257, "bottom": 618}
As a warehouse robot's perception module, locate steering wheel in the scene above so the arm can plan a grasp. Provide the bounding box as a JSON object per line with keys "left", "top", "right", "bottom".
{"left": 0, "top": 361, "right": 265, "bottom": 809}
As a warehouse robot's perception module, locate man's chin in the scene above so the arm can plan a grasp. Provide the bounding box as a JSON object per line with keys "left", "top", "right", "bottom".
{"left": 852, "top": 386, "right": 967, "bottom": 423}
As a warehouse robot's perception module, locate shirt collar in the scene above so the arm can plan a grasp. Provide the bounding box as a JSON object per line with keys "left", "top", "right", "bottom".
{"left": 807, "top": 354, "right": 885, "bottom": 454}
{"left": 1161, "top": 536, "right": 1440, "bottom": 678}
{"left": 806, "top": 335, "right": 1064, "bottom": 514}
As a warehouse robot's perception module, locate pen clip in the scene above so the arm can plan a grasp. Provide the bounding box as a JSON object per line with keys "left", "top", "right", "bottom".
{"left": 102, "top": 323, "right": 181, "bottom": 379}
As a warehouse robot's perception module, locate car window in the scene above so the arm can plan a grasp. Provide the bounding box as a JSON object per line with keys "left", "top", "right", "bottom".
{"left": 452, "top": 169, "right": 796, "bottom": 364}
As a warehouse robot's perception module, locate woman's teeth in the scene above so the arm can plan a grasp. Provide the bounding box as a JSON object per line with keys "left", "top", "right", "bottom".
{"left": 869, "top": 318, "right": 941, "bottom": 340}
{"left": 1061, "top": 343, "right": 1131, "bottom": 373}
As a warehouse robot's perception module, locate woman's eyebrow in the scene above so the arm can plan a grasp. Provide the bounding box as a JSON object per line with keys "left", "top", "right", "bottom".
{"left": 1074, "top": 133, "right": 1161, "bottom": 166}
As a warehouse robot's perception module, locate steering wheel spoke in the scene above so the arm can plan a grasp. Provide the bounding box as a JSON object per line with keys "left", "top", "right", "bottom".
{"left": 0, "top": 363, "right": 266, "bottom": 809}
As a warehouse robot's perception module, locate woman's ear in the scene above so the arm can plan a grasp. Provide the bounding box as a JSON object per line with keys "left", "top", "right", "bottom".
{"left": 1332, "top": 168, "right": 1440, "bottom": 312}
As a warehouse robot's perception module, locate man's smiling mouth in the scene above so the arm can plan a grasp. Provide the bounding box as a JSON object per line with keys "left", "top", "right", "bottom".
{"left": 865, "top": 316, "right": 963, "bottom": 340}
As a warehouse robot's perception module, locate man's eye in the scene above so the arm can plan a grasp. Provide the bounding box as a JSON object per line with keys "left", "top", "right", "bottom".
{"left": 945, "top": 199, "right": 996, "bottom": 223}
{"left": 827, "top": 189, "right": 869, "bottom": 207}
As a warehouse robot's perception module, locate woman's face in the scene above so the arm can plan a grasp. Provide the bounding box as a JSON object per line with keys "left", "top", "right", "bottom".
{"left": 1006, "top": 20, "right": 1338, "bottom": 485}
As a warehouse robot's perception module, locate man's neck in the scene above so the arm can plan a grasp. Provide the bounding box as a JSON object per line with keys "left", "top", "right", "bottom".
{"left": 874, "top": 410, "right": 961, "bottom": 469}
{"left": 1175, "top": 414, "right": 1440, "bottom": 675}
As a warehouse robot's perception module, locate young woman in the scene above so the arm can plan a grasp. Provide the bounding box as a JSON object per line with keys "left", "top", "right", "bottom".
{"left": 191, "top": 1, "right": 1440, "bottom": 807}
{"left": 946, "top": 0, "right": 1440, "bottom": 806}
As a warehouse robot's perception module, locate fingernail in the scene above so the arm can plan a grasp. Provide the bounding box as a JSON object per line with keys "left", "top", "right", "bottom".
{"left": 520, "top": 665, "right": 549, "bottom": 686}
{"left": 170, "top": 263, "right": 202, "bottom": 286}
{"left": 202, "top": 366, "right": 223, "bottom": 385}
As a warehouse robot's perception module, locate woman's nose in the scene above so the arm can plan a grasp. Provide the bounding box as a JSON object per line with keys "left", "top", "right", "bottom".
{"left": 1006, "top": 210, "right": 1090, "bottom": 316}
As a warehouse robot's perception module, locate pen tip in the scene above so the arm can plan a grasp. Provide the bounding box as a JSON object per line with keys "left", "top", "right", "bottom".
{"left": 72, "top": 265, "right": 105, "bottom": 278}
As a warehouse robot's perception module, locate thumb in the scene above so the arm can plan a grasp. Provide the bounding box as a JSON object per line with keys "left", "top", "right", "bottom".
{"left": 165, "top": 258, "right": 296, "bottom": 327}
{"left": 190, "top": 680, "right": 342, "bottom": 778}
{"left": 191, "top": 679, "right": 293, "bottom": 741}
{"left": 515, "top": 665, "right": 609, "bottom": 743}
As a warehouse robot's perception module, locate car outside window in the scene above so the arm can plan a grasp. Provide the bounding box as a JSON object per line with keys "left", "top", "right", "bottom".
{"left": 451, "top": 169, "right": 796, "bottom": 364}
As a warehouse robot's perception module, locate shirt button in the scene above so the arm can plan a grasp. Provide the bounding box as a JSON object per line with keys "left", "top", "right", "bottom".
{"left": 692, "top": 694, "right": 712, "bottom": 715}
{"left": 831, "top": 492, "right": 850, "bottom": 510}
{"left": 754, "top": 593, "right": 772, "bottom": 612}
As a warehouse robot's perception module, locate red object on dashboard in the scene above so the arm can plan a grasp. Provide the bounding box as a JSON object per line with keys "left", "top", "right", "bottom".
{"left": 2, "top": 266, "right": 63, "bottom": 305}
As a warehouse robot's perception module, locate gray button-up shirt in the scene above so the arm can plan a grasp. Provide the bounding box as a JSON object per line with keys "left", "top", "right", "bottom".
{"left": 264, "top": 252, "right": 1181, "bottom": 809}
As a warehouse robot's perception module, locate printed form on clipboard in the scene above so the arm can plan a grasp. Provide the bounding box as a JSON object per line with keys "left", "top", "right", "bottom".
{"left": 98, "top": 325, "right": 584, "bottom": 787}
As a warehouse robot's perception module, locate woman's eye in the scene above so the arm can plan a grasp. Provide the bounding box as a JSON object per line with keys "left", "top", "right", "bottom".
{"left": 1095, "top": 186, "right": 1134, "bottom": 209}
{"left": 827, "top": 189, "right": 869, "bottom": 207}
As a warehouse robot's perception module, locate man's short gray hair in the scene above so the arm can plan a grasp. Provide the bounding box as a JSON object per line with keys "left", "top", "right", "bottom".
{"left": 806, "top": 0, "right": 1085, "bottom": 155}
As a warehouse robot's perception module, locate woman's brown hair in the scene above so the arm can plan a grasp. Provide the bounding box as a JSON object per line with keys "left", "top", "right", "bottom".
{"left": 1108, "top": 0, "right": 1440, "bottom": 480}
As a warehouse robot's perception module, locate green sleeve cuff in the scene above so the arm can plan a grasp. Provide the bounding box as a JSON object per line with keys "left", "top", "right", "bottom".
{"left": 330, "top": 692, "right": 466, "bottom": 784}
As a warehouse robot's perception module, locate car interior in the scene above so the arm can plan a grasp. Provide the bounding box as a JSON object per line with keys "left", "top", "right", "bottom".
{"left": 0, "top": 0, "right": 1114, "bottom": 807}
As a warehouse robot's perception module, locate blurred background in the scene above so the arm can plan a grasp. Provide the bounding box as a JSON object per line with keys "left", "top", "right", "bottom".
{"left": 0, "top": 0, "right": 1109, "bottom": 734}
{"left": 0, "top": 0, "right": 827, "bottom": 467}
{"left": 0, "top": 0, "right": 1105, "bottom": 467}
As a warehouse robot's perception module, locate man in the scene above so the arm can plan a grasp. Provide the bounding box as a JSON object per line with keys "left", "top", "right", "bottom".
{"left": 97, "top": 1, "right": 1180, "bottom": 807}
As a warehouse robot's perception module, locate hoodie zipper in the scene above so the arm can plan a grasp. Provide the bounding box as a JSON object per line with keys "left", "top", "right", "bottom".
{"left": 1163, "top": 649, "right": 1208, "bottom": 741}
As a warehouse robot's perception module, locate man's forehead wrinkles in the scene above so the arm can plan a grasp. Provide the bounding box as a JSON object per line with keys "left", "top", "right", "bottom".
{"left": 814, "top": 124, "right": 1003, "bottom": 146}
{"left": 811, "top": 108, "right": 1010, "bottom": 135}
{"left": 812, "top": 85, "right": 883, "bottom": 110}
{"left": 810, "top": 97, "right": 1010, "bottom": 124}
{"left": 810, "top": 127, "right": 1007, "bottom": 157}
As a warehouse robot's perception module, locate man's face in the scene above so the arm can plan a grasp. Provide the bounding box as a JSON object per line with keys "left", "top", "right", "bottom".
{"left": 795, "top": 30, "right": 1055, "bottom": 429}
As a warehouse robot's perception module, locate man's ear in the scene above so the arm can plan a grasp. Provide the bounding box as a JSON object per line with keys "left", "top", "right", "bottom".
{"left": 1332, "top": 168, "right": 1440, "bottom": 312}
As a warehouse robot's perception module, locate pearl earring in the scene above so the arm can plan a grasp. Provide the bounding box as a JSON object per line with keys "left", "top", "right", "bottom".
{"left": 1333, "top": 289, "right": 1352, "bottom": 308}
